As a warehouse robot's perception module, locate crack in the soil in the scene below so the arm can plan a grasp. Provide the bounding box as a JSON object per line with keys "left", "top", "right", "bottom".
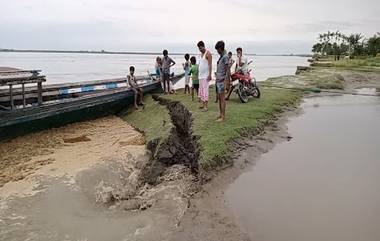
{"left": 139, "top": 95, "right": 200, "bottom": 185}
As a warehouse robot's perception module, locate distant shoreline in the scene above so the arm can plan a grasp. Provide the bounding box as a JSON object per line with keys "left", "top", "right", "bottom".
{"left": 0, "top": 49, "right": 311, "bottom": 57}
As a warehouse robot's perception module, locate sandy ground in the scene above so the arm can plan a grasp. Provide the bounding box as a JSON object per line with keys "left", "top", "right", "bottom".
{"left": 0, "top": 116, "right": 145, "bottom": 189}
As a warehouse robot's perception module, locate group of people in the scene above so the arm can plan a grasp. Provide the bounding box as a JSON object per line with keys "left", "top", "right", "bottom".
{"left": 127, "top": 40, "right": 249, "bottom": 122}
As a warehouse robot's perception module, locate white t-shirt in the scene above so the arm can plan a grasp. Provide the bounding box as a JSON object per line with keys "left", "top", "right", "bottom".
{"left": 236, "top": 55, "right": 248, "bottom": 73}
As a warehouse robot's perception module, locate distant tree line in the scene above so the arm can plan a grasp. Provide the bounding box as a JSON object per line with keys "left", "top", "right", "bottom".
{"left": 312, "top": 31, "right": 380, "bottom": 60}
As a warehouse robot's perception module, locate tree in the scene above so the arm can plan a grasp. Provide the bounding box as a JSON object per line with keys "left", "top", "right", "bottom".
{"left": 316, "top": 31, "right": 348, "bottom": 60}
{"left": 347, "top": 33, "right": 364, "bottom": 58}
{"left": 312, "top": 43, "right": 323, "bottom": 54}
{"left": 366, "top": 33, "right": 380, "bottom": 57}
{"left": 312, "top": 31, "right": 380, "bottom": 59}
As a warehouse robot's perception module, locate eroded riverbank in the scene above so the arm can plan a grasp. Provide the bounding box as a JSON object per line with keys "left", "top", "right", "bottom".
{"left": 1, "top": 67, "right": 379, "bottom": 241}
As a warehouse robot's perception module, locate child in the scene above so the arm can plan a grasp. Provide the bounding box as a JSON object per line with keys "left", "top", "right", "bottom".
{"left": 189, "top": 56, "right": 199, "bottom": 101}
{"left": 183, "top": 53, "right": 191, "bottom": 94}
{"left": 127, "top": 66, "right": 144, "bottom": 110}
{"left": 155, "top": 57, "right": 163, "bottom": 91}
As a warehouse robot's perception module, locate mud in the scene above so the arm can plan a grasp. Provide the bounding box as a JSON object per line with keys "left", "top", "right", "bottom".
{"left": 0, "top": 115, "right": 199, "bottom": 241}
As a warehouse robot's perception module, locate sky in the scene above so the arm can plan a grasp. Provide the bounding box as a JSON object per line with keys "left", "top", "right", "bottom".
{"left": 0, "top": 0, "right": 379, "bottom": 54}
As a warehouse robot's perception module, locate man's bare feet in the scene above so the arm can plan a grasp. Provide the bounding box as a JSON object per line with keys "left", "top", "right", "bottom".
{"left": 134, "top": 105, "right": 139, "bottom": 110}
{"left": 215, "top": 117, "right": 224, "bottom": 122}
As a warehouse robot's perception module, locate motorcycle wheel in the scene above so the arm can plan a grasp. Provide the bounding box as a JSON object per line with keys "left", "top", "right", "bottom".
{"left": 252, "top": 86, "right": 261, "bottom": 98}
{"left": 237, "top": 83, "right": 249, "bottom": 103}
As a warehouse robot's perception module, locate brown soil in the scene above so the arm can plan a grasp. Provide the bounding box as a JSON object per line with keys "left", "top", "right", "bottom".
{"left": 0, "top": 116, "right": 145, "bottom": 188}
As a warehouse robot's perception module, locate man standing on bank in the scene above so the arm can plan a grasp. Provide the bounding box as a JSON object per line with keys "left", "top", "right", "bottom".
{"left": 197, "top": 41, "right": 212, "bottom": 111}
{"left": 162, "top": 50, "right": 176, "bottom": 94}
{"left": 215, "top": 41, "right": 229, "bottom": 122}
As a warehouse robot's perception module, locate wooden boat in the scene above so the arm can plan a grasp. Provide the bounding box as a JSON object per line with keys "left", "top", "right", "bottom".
{"left": 0, "top": 71, "right": 184, "bottom": 141}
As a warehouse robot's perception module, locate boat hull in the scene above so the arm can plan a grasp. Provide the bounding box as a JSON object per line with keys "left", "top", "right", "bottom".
{"left": 0, "top": 75, "right": 181, "bottom": 141}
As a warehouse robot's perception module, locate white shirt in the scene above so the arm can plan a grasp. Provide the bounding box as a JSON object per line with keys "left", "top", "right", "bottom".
{"left": 236, "top": 55, "right": 248, "bottom": 73}
{"left": 199, "top": 50, "right": 210, "bottom": 79}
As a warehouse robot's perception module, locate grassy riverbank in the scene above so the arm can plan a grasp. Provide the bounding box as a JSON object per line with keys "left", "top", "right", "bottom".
{"left": 313, "top": 56, "right": 380, "bottom": 72}
{"left": 267, "top": 68, "right": 345, "bottom": 90}
{"left": 123, "top": 86, "right": 301, "bottom": 170}
{"left": 331, "top": 57, "right": 380, "bottom": 72}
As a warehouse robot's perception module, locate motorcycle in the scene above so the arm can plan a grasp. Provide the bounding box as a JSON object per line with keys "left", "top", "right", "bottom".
{"left": 226, "top": 62, "right": 261, "bottom": 103}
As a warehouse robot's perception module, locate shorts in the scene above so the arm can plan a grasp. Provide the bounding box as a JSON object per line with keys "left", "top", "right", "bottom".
{"left": 132, "top": 87, "right": 142, "bottom": 94}
{"left": 185, "top": 75, "right": 191, "bottom": 85}
{"left": 192, "top": 83, "right": 199, "bottom": 91}
{"left": 162, "top": 72, "right": 170, "bottom": 81}
{"left": 216, "top": 81, "right": 225, "bottom": 94}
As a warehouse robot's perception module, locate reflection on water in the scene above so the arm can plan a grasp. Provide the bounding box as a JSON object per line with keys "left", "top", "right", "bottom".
{"left": 0, "top": 52, "right": 307, "bottom": 86}
{"left": 227, "top": 91, "right": 380, "bottom": 241}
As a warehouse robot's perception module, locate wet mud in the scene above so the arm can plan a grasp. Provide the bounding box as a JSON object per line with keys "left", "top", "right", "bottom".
{"left": 0, "top": 115, "right": 199, "bottom": 241}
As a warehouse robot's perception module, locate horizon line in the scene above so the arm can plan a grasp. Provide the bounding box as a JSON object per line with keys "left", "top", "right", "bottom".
{"left": 0, "top": 48, "right": 312, "bottom": 57}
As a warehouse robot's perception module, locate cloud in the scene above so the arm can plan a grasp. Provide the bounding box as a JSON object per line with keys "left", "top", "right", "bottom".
{"left": 0, "top": 0, "right": 379, "bottom": 53}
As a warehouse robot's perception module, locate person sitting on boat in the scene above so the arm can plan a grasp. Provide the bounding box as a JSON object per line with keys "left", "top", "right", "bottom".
{"left": 127, "top": 66, "right": 144, "bottom": 110}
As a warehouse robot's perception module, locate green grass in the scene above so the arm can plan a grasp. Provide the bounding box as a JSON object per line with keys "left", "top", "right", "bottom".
{"left": 123, "top": 97, "right": 172, "bottom": 143}
{"left": 123, "top": 86, "right": 301, "bottom": 170}
{"left": 317, "top": 56, "right": 380, "bottom": 72}
{"left": 333, "top": 58, "right": 380, "bottom": 72}
{"left": 267, "top": 69, "right": 345, "bottom": 90}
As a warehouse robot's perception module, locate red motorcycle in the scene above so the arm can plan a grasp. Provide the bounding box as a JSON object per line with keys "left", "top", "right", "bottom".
{"left": 226, "top": 66, "right": 261, "bottom": 103}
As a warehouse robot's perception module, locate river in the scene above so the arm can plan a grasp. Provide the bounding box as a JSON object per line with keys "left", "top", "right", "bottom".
{"left": 0, "top": 52, "right": 307, "bottom": 86}
{"left": 226, "top": 89, "right": 380, "bottom": 241}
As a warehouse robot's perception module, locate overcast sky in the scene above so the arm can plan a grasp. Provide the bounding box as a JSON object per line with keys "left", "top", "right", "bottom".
{"left": 0, "top": 0, "right": 379, "bottom": 54}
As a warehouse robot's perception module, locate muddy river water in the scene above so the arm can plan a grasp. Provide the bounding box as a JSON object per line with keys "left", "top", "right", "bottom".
{"left": 226, "top": 89, "right": 380, "bottom": 241}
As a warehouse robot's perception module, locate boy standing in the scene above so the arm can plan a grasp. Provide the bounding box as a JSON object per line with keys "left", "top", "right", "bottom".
{"left": 183, "top": 53, "right": 191, "bottom": 94}
{"left": 155, "top": 56, "right": 164, "bottom": 91}
{"left": 189, "top": 56, "right": 199, "bottom": 101}
{"left": 214, "top": 41, "right": 229, "bottom": 122}
{"left": 162, "top": 50, "right": 176, "bottom": 94}
{"left": 127, "top": 66, "right": 144, "bottom": 110}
